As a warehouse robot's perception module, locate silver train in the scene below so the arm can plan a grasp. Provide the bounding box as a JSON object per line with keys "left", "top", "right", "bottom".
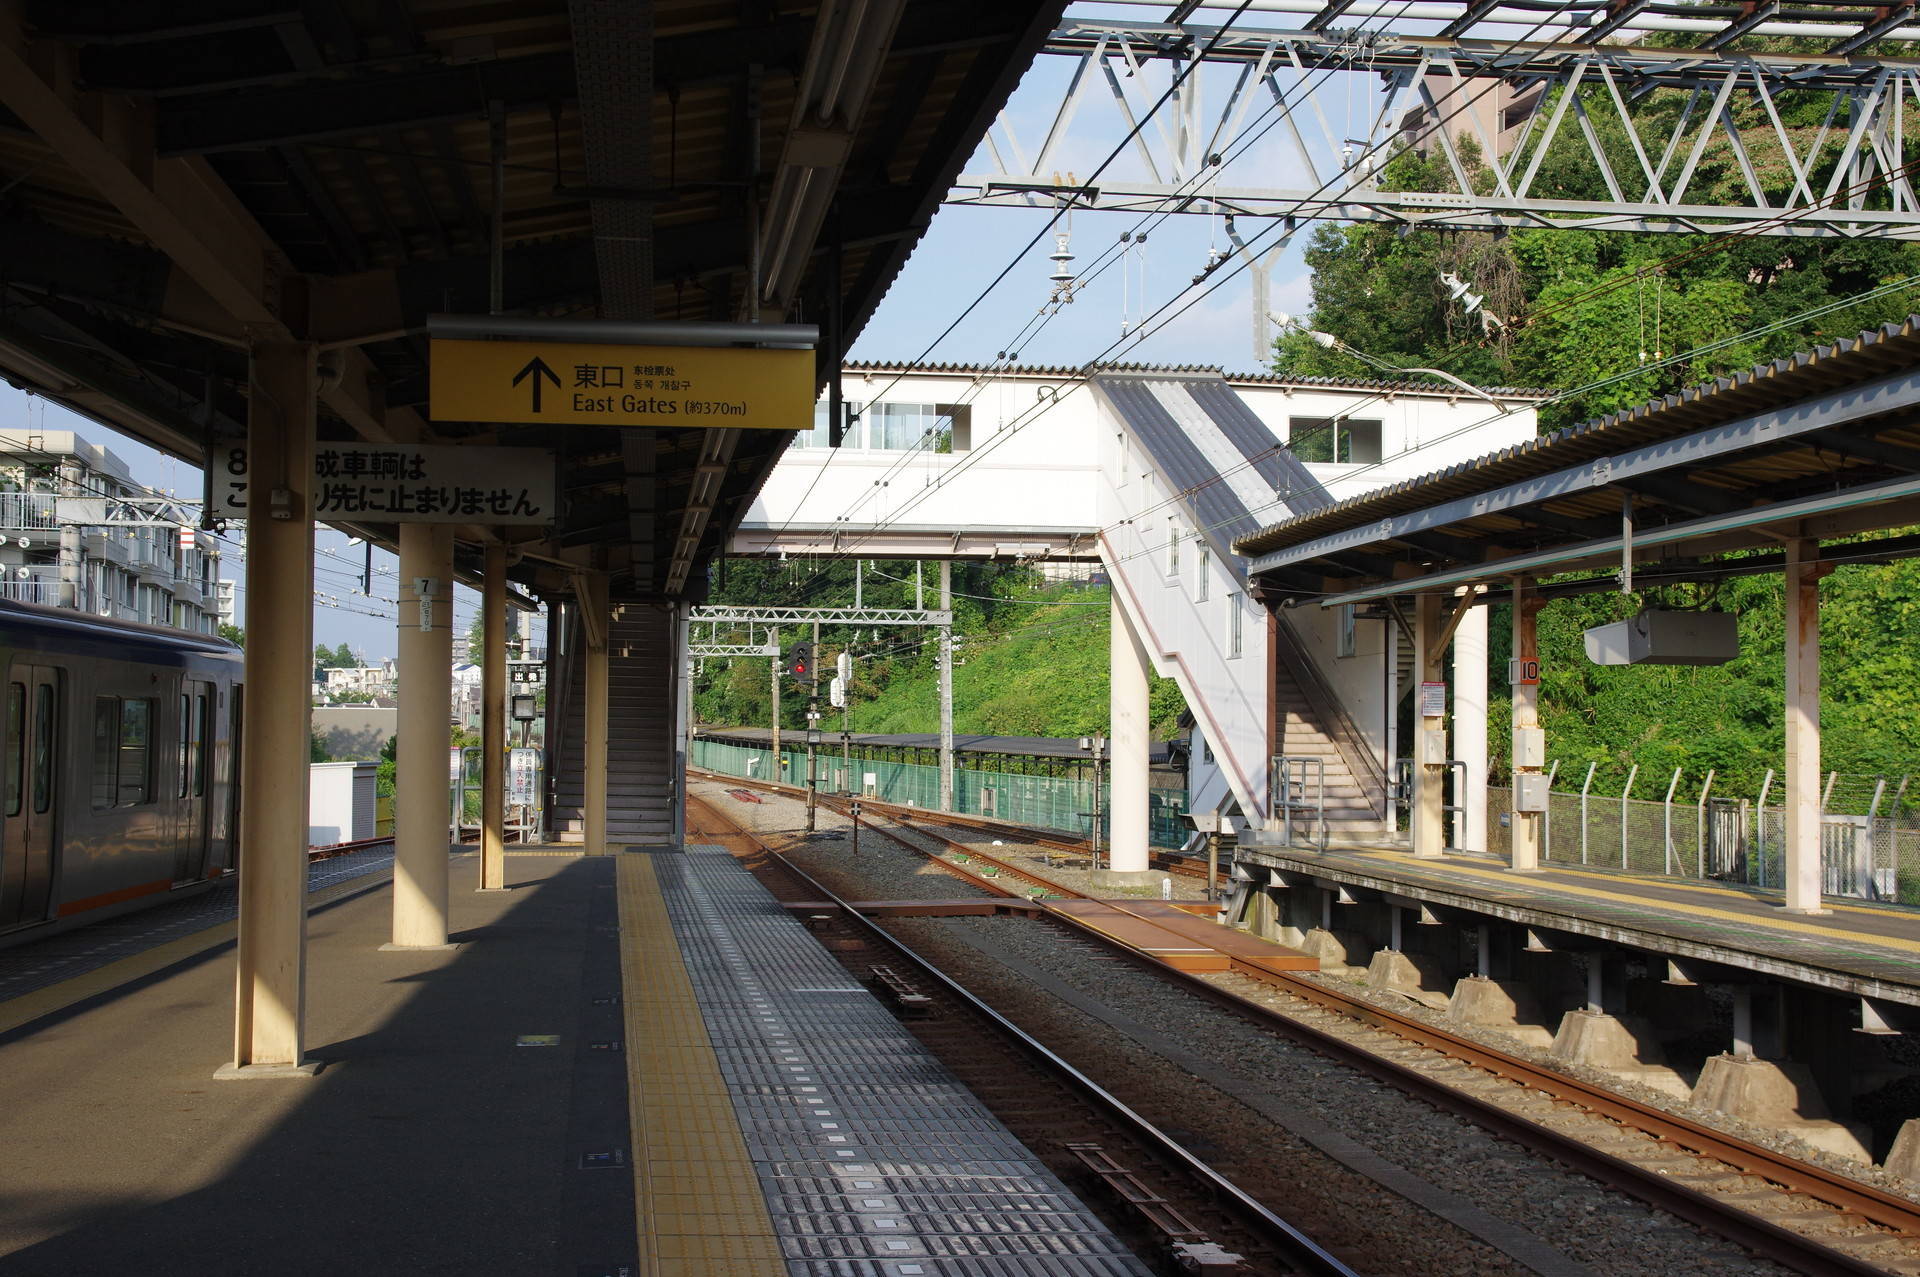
{"left": 0, "top": 599, "right": 242, "bottom": 937}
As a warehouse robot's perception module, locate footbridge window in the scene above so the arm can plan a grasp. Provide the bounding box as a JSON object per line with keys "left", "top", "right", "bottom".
{"left": 1289, "top": 415, "right": 1383, "bottom": 465}
{"left": 797, "top": 400, "right": 970, "bottom": 451}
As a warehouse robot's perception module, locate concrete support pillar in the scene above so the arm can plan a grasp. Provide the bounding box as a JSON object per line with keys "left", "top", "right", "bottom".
{"left": 581, "top": 575, "right": 610, "bottom": 855}
{"left": 1413, "top": 593, "right": 1446, "bottom": 859}
{"left": 1452, "top": 600, "right": 1488, "bottom": 854}
{"left": 1109, "top": 592, "right": 1152, "bottom": 874}
{"left": 938, "top": 562, "right": 954, "bottom": 811}
{"left": 226, "top": 339, "right": 317, "bottom": 1075}
{"left": 1784, "top": 539, "right": 1827, "bottom": 914}
{"left": 391, "top": 524, "right": 455, "bottom": 949}
{"left": 1509, "top": 579, "right": 1546, "bottom": 872}
{"left": 479, "top": 539, "right": 507, "bottom": 889}
{"left": 674, "top": 603, "right": 690, "bottom": 845}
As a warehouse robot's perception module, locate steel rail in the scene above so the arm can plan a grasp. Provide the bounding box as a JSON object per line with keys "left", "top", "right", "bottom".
{"left": 687, "top": 794, "right": 1360, "bottom": 1277}
{"left": 823, "top": 822, "right": 1920, "bottom": 1274}
{"left": 688, "top": 769, "right": 1207, "bottom": 877}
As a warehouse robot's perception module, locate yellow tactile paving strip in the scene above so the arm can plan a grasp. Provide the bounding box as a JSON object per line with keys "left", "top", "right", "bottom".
{"left": 0, "top": 868, "right": 393, "bottom": 1036}
{"left": 616, "top": 854, "right": 784, "bottom": 1277}
{"left": 1364, "top": 850, "right": 1920, "bottom": 956}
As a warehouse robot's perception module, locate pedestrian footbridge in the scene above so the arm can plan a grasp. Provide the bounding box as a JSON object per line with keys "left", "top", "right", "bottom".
{"left": 733, "top": 361, "right": 1543, "bottom": 862}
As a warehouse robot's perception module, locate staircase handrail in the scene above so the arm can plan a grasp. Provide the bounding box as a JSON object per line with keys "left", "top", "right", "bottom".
{"left": 1271, "top": 610, "right": 1389, "bottom": 815}
{"left": 1273, "top": 754, "right": 1329, "bottom": 851}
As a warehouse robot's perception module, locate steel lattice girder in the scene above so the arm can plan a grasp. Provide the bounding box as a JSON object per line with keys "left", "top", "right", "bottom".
{"left": 692, "top": 605, "right": 954, "bottom": 626}
{"left": 950, "top": 20, "right": 1920, "bottom": 238}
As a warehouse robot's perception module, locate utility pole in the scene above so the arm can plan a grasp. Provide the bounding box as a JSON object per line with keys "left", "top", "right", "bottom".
{"left": 768, "top": 625, "right": 781, "bottom": 782}
{"left": 806, "top": 619, "right": 820, "bottom": 831}
{"left": 938, "top": 561, "right": 954, "bottom": 811}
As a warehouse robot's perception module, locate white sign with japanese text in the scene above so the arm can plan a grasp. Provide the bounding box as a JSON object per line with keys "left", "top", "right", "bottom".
{"left": 509, "top": 748, "right": 539, "bottom": 806}
{"left": 214, "top": 442, "right": 553, "bottom": 525}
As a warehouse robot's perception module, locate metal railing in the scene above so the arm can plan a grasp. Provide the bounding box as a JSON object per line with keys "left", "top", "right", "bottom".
{"left": 1390, "top": 758, "right": 1470, "bottom": 846}
{"left": 0, "top": 576, "right": 60, "bottom": 605}
{"left": 1272, "top": 755, "right": 1328, "bottom": 851}
{"left": 450, "top": 746, "right": 545, "bottom": 843}
{"left": 1486, "top": 766, "right": 1920, "bottom": 905}
{"left": 0, "top": 492, "right": 59, "bottom": 530}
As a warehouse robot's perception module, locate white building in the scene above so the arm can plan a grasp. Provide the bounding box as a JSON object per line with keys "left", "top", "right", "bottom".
{"left": 0, "top": 429, "right": 227, "bottom": 634}
{"left": 738, "top": 361, "right": 1545, "bottom": 844}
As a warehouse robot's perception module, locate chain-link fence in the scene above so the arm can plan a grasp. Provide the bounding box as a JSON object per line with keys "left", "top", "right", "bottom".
{"left": 690, "top": 738, "right": 1190, "bottom": 848}
{"left": 1488, "top": 767, "right": 1920, "bottom": 904}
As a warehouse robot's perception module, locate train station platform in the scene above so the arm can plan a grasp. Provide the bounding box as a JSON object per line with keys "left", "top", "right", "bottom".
{"left": 0, "top": 844, "right": 1150, "bottom": 1275}
{"left": 1236, "top": 842, "right": 1920, "bottom": 1006}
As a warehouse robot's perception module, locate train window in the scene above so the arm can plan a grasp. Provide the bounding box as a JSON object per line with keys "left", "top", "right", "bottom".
{"left": 92, "top": 698, "right": 117, "bottom": 808}
{"left": 92, "top": 696, "right": 156, "bottom": 808}
{"left": 5, "top": 682, "right": 22, "bottom": 817}
{"left": 117, "top": 698, "right": 152, "bottom": 807}
{"left": 178, "top": 690, "right": 209, "bottom": 798}
{"left": 193, "top": 691, "right": 209, "bottom": 797}
{"left": 32, "top": 684, "right": 52, "bottom": 814}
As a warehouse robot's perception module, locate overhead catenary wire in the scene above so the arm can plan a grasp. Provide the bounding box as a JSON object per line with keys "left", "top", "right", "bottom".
{"left": 802, "top": 76, "right": 1920, "bottom": 574}
{"left": 806, "top": 0, "right": 1432, "bottom": 533}
{"left": 781, "top": 0, "right": 1575, "bottom": 569}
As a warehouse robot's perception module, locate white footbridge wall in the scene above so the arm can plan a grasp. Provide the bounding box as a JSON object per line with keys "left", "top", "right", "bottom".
{"left": 734, "top": 363, "right": 1539, "bottom": 831}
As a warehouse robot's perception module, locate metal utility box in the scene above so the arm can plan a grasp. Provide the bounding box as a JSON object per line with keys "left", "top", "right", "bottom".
{"left": 1420, "top": 729, "right": 1449, "bottom": 765}
{"left": 1512, "top": 727, "right": 1546, "bottom": 769}
{"left": 1583, "top": 610, "right": 1739, "bottom": 666}
{"left": 1513, "top": 773, "right": 1551, "bottom": 813}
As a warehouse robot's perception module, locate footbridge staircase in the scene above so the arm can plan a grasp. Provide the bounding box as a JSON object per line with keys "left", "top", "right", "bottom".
{"left": 732, "top": 362, "right": 1536, "bottom": 839}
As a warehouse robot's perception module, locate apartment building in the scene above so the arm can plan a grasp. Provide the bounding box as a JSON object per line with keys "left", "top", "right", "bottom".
{"left": 0, "top": 429, "right": 228, "bottom": 634}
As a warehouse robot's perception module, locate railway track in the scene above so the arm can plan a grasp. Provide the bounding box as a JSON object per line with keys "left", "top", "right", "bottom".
{"left": 756, "top": 788, "right": 1920, "bottom": 1276}
{"left": 687, "top": 792, "right": 1360, "bottom": 1277}
{"left": 688, "top": 768, "right": 1213, "bottom": 880}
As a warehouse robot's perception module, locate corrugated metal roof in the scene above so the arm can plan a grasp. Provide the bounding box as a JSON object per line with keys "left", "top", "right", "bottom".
{"left": 843, "top": 360, "right": 1551, "bottom": 398}
{"left": 1232, "top": 315, "right": 1920, "bottom": 559}
{"left": 1095, "top": 375, "right": 1260, "bottom": 545}
{"left": 1089, "top": 371, "right": 1334, "bottom": 555}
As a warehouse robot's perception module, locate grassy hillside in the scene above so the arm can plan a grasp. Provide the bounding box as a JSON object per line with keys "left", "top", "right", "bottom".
{"left": 693, "top": 563, "right": 1186, "bottom": 741}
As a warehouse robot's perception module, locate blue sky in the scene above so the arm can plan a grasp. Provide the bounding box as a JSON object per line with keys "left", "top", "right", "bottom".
{"left": 8, "top": 8, "right": 1449, "bottom": 658}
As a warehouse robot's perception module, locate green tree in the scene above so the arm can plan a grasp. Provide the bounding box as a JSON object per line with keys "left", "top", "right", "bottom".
{"left": 218, "top": 623, "right": 244, "bottom": 647}
{"left": 311, "top": 729, "right": 330, "bottom": 762}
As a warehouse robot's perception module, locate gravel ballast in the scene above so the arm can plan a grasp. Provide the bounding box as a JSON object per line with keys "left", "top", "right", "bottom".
{"left": 694, "top": 778, "right": 1807, "bottom": 1275}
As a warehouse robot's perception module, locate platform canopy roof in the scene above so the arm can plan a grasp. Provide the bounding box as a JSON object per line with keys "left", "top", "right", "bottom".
{"left": 1232, "top": 317, "right": 1920, "bottom": 605}
{"left": 0, "top": 0, "right": 1063, "bottom": 599}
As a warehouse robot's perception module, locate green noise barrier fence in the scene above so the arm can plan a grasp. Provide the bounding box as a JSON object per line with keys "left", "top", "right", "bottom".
{"left": 691, "top": 738, "right": 1190, "bottom": 849}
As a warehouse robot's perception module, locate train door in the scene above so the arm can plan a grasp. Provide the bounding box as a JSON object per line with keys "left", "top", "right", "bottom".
{"left": 2, "top": 666, "right": 60, "bottom": 928}
{"left": 174, "top": 681, "right": 215, "bottom": 882}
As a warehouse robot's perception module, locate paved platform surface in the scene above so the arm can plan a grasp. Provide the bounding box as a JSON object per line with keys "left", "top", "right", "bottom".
{"left": 0, "top": 844, "right": 1150, "bottom": 1275}
{"left": 636, "top": 844, "right": 1151, "bottom": 1275}
{"left": 1240, "top": 842, "right": 1920, "bottom": 1002}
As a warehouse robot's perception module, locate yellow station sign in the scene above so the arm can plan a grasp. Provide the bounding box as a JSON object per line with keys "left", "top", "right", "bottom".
{"left": 429, "top": 338, "right": 814, "bottom": 429}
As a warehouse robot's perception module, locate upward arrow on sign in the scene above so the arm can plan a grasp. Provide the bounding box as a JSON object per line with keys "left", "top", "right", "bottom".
{"left": 511, "top": 356, "right": 562, "bottom": 413}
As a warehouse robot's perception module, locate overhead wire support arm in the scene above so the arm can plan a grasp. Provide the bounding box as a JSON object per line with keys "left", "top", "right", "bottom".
{"left": 952, "top": 17, "right": 1920, "bottom": 240}
{"left": 692, "top": 605, "right": 954, "bottom": 626}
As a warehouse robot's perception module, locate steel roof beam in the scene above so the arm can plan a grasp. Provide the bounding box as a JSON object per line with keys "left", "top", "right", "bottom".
{"left": 1243, "top": 364, "right": 1920, "bottom": 575}
{"left": 1437, "top": 0, "right": 1509, "bottom": 38}
{"left": 1703, "top": 1, "right": 1783, "bottom": 50}
{"left": 0, "top": 16, "right": 418, "bottom": 450}
{"left": 1303, "top": 1, "right": 1360, "bottom": 32}
{"left": 1311, "top": 473, "right": 1920, "bottom": 607}
{"left": 1584, "top": 0, "right": 1653, "bottom": 42}
{"left": 1806, "top": 427, "right": 1920, "bottom": 471}
{"left": 1830, "top": 2, "right": 1920, "bottom": 55}
{"left": 1615, "top": 473, "right": 1750, "bottom": 518}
